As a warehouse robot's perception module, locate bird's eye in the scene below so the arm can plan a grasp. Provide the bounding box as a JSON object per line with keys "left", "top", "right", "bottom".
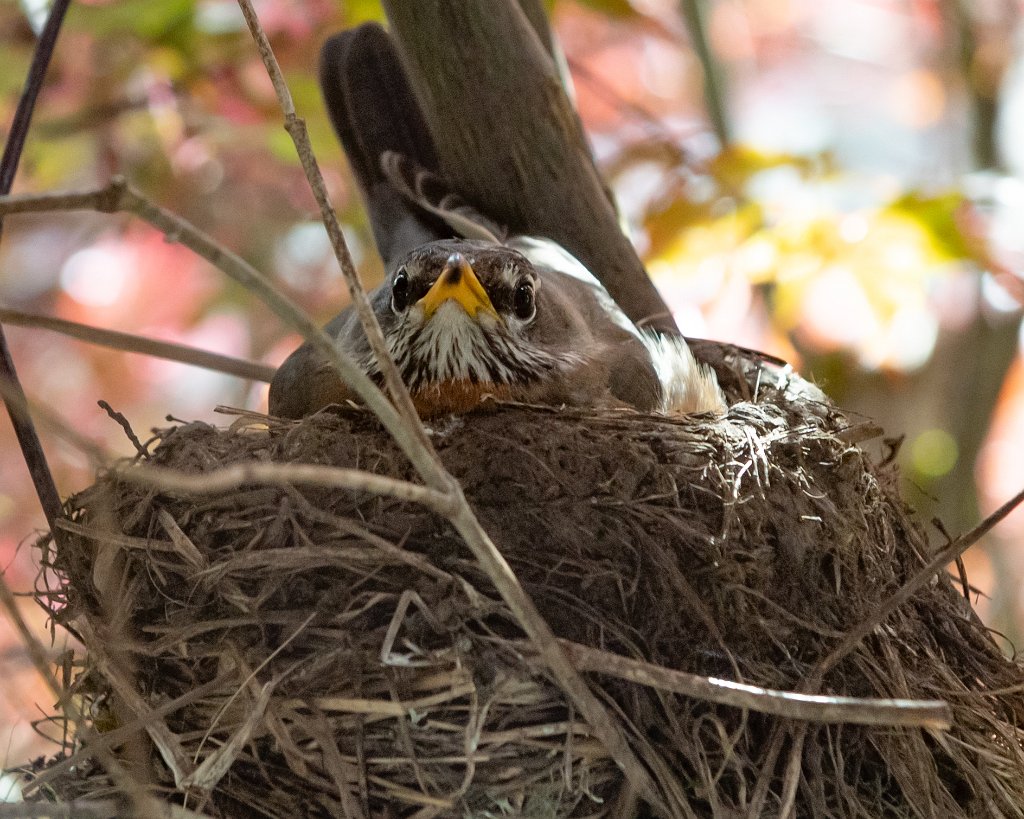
{"left": 391, "top": 267, "right": 410, "bottom": 313}
{"left": 513, "top": 280, "right": 535, "bottom": 321}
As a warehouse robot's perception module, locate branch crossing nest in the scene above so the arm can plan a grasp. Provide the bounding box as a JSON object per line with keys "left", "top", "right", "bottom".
{"left": 23, "top": 350, "right": 1024, "bottom": 817}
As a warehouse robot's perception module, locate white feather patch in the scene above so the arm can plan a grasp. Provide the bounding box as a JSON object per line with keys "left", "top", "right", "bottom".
{"left": 642, "top": 332, "right": 727, "bottom": 416}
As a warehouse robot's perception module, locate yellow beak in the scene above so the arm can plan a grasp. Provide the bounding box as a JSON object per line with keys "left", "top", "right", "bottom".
{"left": 417, "top": 253, "right": 498, "bottom": 320}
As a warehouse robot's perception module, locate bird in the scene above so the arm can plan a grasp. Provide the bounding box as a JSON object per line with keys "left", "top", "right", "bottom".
{"left": 268, "top": 25, "right": 725, "bottom": 421}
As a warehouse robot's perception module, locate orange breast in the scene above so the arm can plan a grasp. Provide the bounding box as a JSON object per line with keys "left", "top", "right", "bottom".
{"left": 410, "top": 380, "right": 514, "bottom": 417}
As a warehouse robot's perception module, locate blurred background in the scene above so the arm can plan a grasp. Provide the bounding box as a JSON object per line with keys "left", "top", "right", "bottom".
{"left": 0, "top": 0, "right": 1022, "bottom": 779}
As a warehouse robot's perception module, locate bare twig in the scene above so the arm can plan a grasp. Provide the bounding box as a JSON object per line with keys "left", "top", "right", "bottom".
{"left": 234, "top": 0, "right": 429, "bottom": 444}
{"left": 679, "top": 0, "right": 731, "bottom": 147}
{"left": 235, "top": 3, "right": 667, "bottom": 809}
{"left": 0, "top": 0, "right": 71, "bottom": 530}
{"left": 117, "top": 461, "right": 455, "bottom": 515}
{"left": 0, "top": 179, "right": 426, "bottom": 475}
{"left": 815, "top": 484, "right": 1024, "bottom": 678}
{"left": 543, "top": 640, "right": 951, "bottom": 728}
{"left": 98, "top": 400, "right": 148, "bottom": 456}
{"left": 0, "top": 307, "right": 276, "bottom": 383}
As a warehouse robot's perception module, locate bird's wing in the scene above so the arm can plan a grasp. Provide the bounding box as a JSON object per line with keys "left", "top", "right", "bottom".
{"left": 511, "top": 236, "right": 727, "bottom": 415}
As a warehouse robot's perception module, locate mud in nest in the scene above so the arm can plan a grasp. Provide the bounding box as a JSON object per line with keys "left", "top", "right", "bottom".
{"left": 23, "top": 351, "right": 1024, "bottom": 817}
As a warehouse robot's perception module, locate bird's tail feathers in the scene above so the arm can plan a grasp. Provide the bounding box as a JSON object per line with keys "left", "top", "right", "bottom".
{"left": 319, "top": 25, "right": 438, "bottom": 189}
{"left": 319, "top": 25, "right": 510, "bottom": 258}
{"left": 319, "top": 25, "right": 459, "bottom": 267}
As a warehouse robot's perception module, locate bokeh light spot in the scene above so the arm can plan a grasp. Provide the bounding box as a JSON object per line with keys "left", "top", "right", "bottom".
{"left": 889, "top": 70, "right": 946, "bottom": 129}
{"left": 60, "top": 246, "right": 130, "bottom": 307}
{"left": 911, "top": 428, "right": 959, "bottom": 479}
{"left": 0, "top": 772, "right": 23, "bottom": 802}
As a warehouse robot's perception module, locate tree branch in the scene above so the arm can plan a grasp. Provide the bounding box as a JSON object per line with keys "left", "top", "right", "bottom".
{"left": 0, "top": 307, "right": 275, "bottom": 383}
{"left": 234, "top": 0, "right": 434, "bottom": 454}
{"left": 236, "top": 3, "right": 670, "bottom": 809}
{"left": 117, "top": 461, "right": 455, "bottom": 516}
{"left": 0, "top": 0, "right": 72, "bottom": 530}
{"left": 546, "top": 640, "right": 950, "bottom": 728}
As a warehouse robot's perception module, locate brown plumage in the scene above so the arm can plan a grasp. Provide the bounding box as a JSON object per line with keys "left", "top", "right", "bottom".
{"left": 269, "top": 235, "right": 724, "bottom": 419}
{"left": 268, "top": 25, "right": 725, "bottom": 420}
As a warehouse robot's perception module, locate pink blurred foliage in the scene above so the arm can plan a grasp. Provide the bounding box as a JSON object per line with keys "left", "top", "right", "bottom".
{"left": 980, "top": 358, "right": 1024, "bottom": 538}
{"left": 253, "top": 0, "right": 335, "bottom": 39}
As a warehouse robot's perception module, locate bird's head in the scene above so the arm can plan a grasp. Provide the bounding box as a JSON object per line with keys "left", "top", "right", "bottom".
{"left": 368, "top": 238, "right": 579, "bottom": 391}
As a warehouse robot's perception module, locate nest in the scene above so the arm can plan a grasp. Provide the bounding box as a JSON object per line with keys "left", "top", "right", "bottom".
{"left": 20, "top": 347, "right": 1024, "bottom": 817}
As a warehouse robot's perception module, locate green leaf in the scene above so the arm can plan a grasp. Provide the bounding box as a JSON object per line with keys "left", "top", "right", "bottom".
{"left": 266, "top": 127, "right": 300, "bottom": 165}
{"left": 69, "top": 0, "right": 195, "bottom": 41}
{"left": 884, "top": 191, "right": 972, "bottom": 262}
{"left": 573, "top": 0, "right": 638, "bottom": 17}
{"left": 342, "top": 0, "right": 387, "bottom": 25}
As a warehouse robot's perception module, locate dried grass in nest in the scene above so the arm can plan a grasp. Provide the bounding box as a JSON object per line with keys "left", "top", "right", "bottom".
{"left": 19, "top": 349, "right": 1024, "bottom": 818}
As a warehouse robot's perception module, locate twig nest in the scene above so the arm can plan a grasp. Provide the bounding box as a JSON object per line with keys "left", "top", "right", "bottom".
{"left": 34, "top": 347, "right": 1024, "bottom": 817}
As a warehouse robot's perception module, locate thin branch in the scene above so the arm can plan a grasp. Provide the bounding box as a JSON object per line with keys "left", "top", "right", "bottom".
{"left": 679, "top": 0, "right": 731, "bottom": 148}
{"left": 237, "top": 4, "right": 667, "bottom": 809}
{"left": 234, "top": 0, "right": 433, "bottom": 456}
{"left": 545, "top": 640, "right": 951, "bottom": 728}
{"left": 0, "top": 0, "right": 72, "bottom": 530}
{"left": 0, "top": 179, "right": 430, "bottom": 477}
{"left": 98, "top": 400, "right": 148, "bottom": 455}
{"left": 116, "top": 461, "right": 455, "bottom": 515}
{"left": 815, "top": 484, "right": 1024, "bottom": 678}
{"left": 0, "top": 307, "right": 275, "bottom": 383}
{"left": 0, "top": 577, "right": 162, "bottom": 816}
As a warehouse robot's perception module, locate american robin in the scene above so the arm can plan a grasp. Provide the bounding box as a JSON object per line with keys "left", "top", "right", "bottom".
{"left": 268, "top": 25, "right": 725, "bottom": 420}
